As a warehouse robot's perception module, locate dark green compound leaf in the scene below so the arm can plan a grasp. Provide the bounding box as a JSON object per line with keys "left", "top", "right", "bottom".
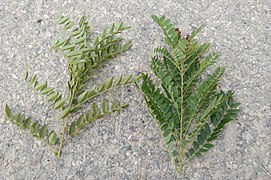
{"left": 197, "top": 134, "right": 204, "bottom": 145}
{"left": 141, "top": 15, "right": 241, "bottom": 176}
{"left": 204, "top": 143, "right": 214, "bottom": 149}
{"left": 189, "top": 148, "right": 195, "bottom": 156}
{"left": 193, "top": 141, "right": 200, "bottom": 150}
{"left": 199, "top": 148, "right": 208, "bottom": 153}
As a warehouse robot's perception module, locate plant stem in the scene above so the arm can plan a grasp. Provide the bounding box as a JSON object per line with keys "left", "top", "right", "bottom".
{"left": 179, "top": 47, "right": 185, "bottom": 175}
{"left": 57, "top": 117, "right": 68, "bottom": 156}
{"left": 57, "top": 82, "right": 77, "bottom": 156}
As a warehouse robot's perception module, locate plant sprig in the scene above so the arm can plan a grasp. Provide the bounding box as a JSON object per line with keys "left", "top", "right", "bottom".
{"left": 140, "top": 15, "right": 241, "bottom": 176}
{"left": 4, "top": 15, "right": 142, "bottom": 157}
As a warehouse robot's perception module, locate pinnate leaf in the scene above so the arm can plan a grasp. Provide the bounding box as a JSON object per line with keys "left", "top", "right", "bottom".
{"left": 39, "top": 126, "right": 48, "bottom": 139}
{"left": 68, "top": 122, "right": 76, "bottom": 136}
{"left": 4, "top": 104, "right": 11, "bottom": 118}
{"left": 48, "top": 131, "right": 57, "bottom": 145}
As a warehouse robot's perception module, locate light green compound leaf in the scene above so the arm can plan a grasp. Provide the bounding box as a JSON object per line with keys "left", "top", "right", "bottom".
{"left": 111, "top": 100, "right": 120, "bottom": 110}
{"left": 75, "top": 37, "right": 85, "bottom": 44}
{"left": 92, "top": 103, "right": 100, "bottom": 116}
{"left": 41, "top": 87, "right": 54, "bottom": 95}
{"left": 30, "top": 122, "right": 39, "bottom": 134}
{"left": 64, "top": 21, "right": 75, "bottom": 30}
{"left": 62, "top": 44, "right": 76, "bottom": 51}
{"left": 16, "top": 114, "right": 25, "bottom": 125}
{"left": 97, "top": 84, "right": 104, "bottom": 93}
{"left": 39, "top": 126, "right": 48, "bottom": 139}
{"left": 29, "top": 74, "right": 37, "bottom": 84}
{"left": 22, "top": 117, "right": 31, "bottom": 130}
{"left": 58, "top": 16, "right": 69, "bottom": 24}
{"left": 59, "top": 107, "right": 71, "bottom": 119}
{"left": 109, "top": 23, "right": 115, "bottom": 33}
{"left": 122, "top": 41, "right": 132, "bottom": 51}
{"left": 114, "top": 74, "right": 122, "bottom": 86}
{"left": 66, "top": 50, "right": 82, "bottom": 57}
{"left": 47, "top": 92, "right": 59, "bottom": 101}
{"left": 85, "top": 112, "right": 93, "bottom": 122}
{"left": 54, "top": 99, "right": 66, "bottom": 109}
{"left": 35, "top": 82, "right": 47, "bottom": 91}
{"left": 105, "top": 77, "right": 114, "bottom": 89}
{"left": 102, "top": 99, "right": 109, "bottom": 113}
{"left": 101, "top": 29, "right": 106, "bottom": 39}
{"left": 77, "top": 91, "right": 88, "bottom": 104}
{"left": 122, "top": 74, "right": 132, "bottom": 85}
{"left": 4, "top": 104, "right": 11, "bottom": 118}
{"left": 48, "top": 131, "right": 57, "bottom": 145}
{"left": 4, "top": 15, "right": 135, "bottom": 157}
{"left": 117, "top": 22, "right": 123, "bottom": 31}
{"left": 54, "top": 151, "right": 59, "bottom": 157}
{"left": 76, "top": 115, "right": 85, "bottom": 129}
{"left": 130, "top": 74, "right": 144, "bottom": 83}
{"left": 24, "top": 65, "right": 29, "bottom": 80}
{"left": 68, "top": 122, "right": 76, "bottom": 136}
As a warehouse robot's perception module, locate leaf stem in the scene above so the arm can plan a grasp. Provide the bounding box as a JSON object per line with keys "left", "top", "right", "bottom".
{"left": 178, "top": 46, "right": 185, "bottom": 176}
{"left": 57, "top": 82, "right": 78, "bottom": 156}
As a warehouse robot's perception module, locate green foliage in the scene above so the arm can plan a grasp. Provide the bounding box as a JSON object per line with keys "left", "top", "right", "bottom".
{"left": 4, "top": 105, "right": 58, "bottom": 147}
{"left": 140, "top": 15, "right": 241, "bottom": 176}
{"left": 4, "top": 15, "right": 142, "bottom": 157}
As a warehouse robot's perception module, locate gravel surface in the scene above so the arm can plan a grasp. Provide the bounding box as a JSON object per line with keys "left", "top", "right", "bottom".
{"left": 0, "top": 0, "right": 271, "bottom": 179}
